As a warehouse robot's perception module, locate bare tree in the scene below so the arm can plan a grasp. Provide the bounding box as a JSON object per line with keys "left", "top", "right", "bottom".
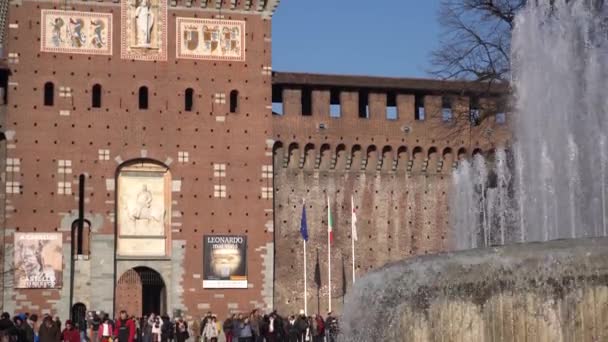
{"left": 431, "top": 0, "right": 527, "bottom": 82}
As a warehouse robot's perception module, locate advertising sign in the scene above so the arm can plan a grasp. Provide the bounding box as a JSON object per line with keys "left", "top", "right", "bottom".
{"left": 14, "top": 233, "right": 63, "bottom": 288}
{"left": 203, "top": 235, "right": 247, "bottom": 288}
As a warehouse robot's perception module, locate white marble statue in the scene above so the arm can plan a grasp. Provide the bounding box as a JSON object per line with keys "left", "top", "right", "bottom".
{"left": 135, "top": 0, "right": 155, "bottom": 47}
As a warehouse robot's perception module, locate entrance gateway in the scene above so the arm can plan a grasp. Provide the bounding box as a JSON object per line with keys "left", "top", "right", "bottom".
{"left": 115, "top": 267, "right": 166, "bottom": 317}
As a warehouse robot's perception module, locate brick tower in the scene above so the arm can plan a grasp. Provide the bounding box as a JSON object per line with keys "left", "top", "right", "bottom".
{"left": 2, "top": 0, "right": 280, "bottom": 319}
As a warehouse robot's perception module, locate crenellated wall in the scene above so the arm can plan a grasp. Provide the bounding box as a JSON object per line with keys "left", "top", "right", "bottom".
{"left": 270, "top": 72, "right": 511, "bottom": 314}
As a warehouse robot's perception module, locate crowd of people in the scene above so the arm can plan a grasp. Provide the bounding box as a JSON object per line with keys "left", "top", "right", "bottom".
{"left": 0, "top": 309, "right": 339, "bottom": 342}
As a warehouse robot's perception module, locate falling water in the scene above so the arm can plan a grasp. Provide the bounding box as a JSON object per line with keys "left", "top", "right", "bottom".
{"left": 451, "top": 0, "right": 608, "bottom": 249}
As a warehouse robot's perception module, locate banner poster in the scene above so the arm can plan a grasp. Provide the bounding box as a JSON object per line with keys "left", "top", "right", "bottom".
{"left": 203, "top": 235, "right": 247, "bottom": 289}
{"left": 14, "top": 233, "right": 63, "bottom": 289}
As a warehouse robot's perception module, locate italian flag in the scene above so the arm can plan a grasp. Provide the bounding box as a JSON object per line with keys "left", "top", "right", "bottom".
{"left": 327, "top": 196, "right": 334, "bottom": 244}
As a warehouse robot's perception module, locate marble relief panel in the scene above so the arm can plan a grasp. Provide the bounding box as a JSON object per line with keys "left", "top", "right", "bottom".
{"left": 176, "top": 18, "right": 246, "bottom": 62}
{"left": 41, "top": 10, "right": 112, "bottom": 55}
{"left": 121, "top": 0, "right": 167, "bottom": 61}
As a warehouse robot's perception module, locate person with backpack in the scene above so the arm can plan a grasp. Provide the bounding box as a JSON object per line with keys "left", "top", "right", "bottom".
{"left": 159, "top": 317, "right": 172, "bottom": 342}
{"left": 311, "top": 315, "right": 324, "bottom": 342}
{"left": 173, "top": 318, "right": 188, "bottom": 342}
{"left": 325, "top": 312, "right": 338, "bottom": 342}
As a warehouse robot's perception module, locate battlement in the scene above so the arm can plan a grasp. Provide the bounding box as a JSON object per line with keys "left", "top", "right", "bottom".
{"left": 6, "top": 0, "right": 280, "bottom": 17}
{"left": 270, "top": 72, "right": 512, "bottom": 174}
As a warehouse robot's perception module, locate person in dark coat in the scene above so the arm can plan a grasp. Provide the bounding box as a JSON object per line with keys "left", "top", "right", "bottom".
{"left": 325, "top": 312, "right": 339, "bottom": 342}
{"left": 39, "top": 316, "right": 61, "bottom": 342}
{"left": 294, "top": 312, "right": 308, "bottom": 342}
{"left": 174, "top": 318, "right": 188, "bottom": 342}
{"left": 13, "top": 316, "right": 27, "bottom": 342}
{"left": 221, "top": 315, "right": 233, "bottom": 342}
{"left": 0, "top": 313, "right": 14, "bottom": 333}
{"left": 286, "top": 316, "right": 298, "bottom": 342}
{"left": 21, "top": 314, "right": 35, "bottom": 342}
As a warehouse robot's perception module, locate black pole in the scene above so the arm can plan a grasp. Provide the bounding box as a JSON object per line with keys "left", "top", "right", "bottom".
{"left": 69, "top": 221, "right": 75, "bottom": 321}
{"left": 78, "top": 175, "right": 85, "bottom": 255}
{"left": 69, "top": 175, "right": 86, "bottom": 321}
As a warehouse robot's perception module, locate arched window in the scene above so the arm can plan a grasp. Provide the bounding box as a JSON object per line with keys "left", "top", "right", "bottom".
{"left": 229, "top": 90, "right": 239, "bottom": 113}
{"left": 44, "top": 82, "right": 54, "bottom": 106}
{"left": 185, "top": 88, "right": 194, "bottom": 112}
{"left": 139, "top": 86, "right": 149, "bottom": 110}
{"left": 92, "top": 84, "right": 102, "bottom": 108}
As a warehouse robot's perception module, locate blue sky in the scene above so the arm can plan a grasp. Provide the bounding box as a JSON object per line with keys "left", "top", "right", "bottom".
{"left": 272, "top": 0, "right": 442, "bottom": 78}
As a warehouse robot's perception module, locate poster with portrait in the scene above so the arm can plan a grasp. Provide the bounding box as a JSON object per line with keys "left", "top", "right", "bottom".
{"left": 176, "top": 18, "right": 246, "bottom": 62}
{"left": 203, "top": 235, "right": 247, "bottom": 288}
{"left": 14, "top": 233, "right": 63, "bottom": 289}
{"left": 40, "top": 10, "right": 113, "bottom": 55}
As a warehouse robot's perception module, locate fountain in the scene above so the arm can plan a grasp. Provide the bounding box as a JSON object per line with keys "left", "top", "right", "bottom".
{"left": 340, "top": 1, "right": 608, "bottom": 340}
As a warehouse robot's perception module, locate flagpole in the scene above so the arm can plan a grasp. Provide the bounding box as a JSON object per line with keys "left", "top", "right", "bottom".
{"left": 303, "top": 239, "right": 308, "bottom": 316}
{"left": 327, "top": 195, "right": 332, "bottom": 312}
{"left": 351, "top": 195, "right": 356, "bottom": 284}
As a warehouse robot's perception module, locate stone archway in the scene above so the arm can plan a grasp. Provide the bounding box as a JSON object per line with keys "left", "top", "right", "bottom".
{"left": 115, "top": 267, "right": 166, "bottom": 317}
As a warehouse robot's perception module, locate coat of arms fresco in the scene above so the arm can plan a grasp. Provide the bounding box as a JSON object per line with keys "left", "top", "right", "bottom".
{"left": 41, "top": 10, "right": 112, "bottom": 55}
{"left": 177, "top": 18, "right": 245, "bottom": 62}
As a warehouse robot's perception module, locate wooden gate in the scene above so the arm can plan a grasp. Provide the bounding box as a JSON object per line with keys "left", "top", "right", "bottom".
{"left": 115, "top": 269, "right": 143, "bottom": 318}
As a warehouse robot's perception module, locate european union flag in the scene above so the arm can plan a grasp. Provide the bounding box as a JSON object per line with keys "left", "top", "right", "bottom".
{"left": 300, "top": 204, "right": 309, "bottom": 241}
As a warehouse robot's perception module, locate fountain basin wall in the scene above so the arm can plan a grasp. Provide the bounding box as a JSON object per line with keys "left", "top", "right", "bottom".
{"left": 341, "top": 238, "right": 608, "bottom": 341}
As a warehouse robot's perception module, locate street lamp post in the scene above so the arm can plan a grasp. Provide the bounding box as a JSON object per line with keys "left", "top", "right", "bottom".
{"left": 69, "top": 174, "right": 86, "bottom": 321}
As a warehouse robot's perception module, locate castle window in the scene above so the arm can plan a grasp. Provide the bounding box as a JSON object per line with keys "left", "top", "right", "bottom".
{"left": 330, "top": 90, "right": 341, "bottom": 118}
{"left": 229, "top": 90, "right": 239, "bottom": 113}
{"left": 272, "top": 89, "right": 283, "bottom": 115}
{"left": 415, "top": 94, "right": 425, "bottom": 121}
{"left": 92, "top": 84, "right": 102, "bottom": 108}
{"left": 301, "top": 88, "right": 312, "bottom": 116}
{"left": 358, "top": 91, "right": 369, "bottom": 119}
{"left": 44, "top": 82, "right": 54, "bottom": 106}
{"left": 139, "top": 86, "right": 149, "bottom": 110}
{"left": 470, "top": 96, "right": 480, "bottom": 126}
{"left": 442, "top": 96, "right": 453, "bottom": 122}
{"left": 185, "top": 88, "right": 194, "bottom": 112}
{"left": 496, "top": 112, "right": 506, "bottom": 124}
{"left": 386, "top": 93, "right": 398, "bottom": 120}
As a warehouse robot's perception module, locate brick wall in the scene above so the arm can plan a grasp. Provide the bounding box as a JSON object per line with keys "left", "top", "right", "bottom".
{"left": 271, "top": 79, "right": 511, "bottom": 315}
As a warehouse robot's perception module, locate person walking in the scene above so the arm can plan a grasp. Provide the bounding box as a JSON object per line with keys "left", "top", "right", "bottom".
{"left": 222, "top": 315, "right": 233, "bottom": 342}
{"left": 286, "top": 316, "right": 298, "bottom": 342}
{"left": 97, "top": 316, "right": 113, "bottom": 342}
{"left": 198, "top": 313, "right": 211, "bottom": 342}
{"left": 231, "top": 315, "right": 242, "bottom": 342}
{"left": 311, "top": 315, "right": 324, "bottom": 342}
{"left": 61, "top": 321, "right": 80, "bottom": 342}
{"left": 174, "top": 318, "right": 188, "bottom": 342}
{"left": 149, "top": 315, "right": 162, "bottom": 342}
{"left": 325, "top": 312, "right": 338, "bottom": 342}
{"left": 39, "top": 316, "right": 61, "bottom": 342}
{"left": 189, "top": 319, "right": 199, "bottom": 342}
{"left": 88, "top": 313, "right": 101, "bottom": 342}
{"left": 13, "top": 316, "right": 27, "bottom": 342}
{"left": 237, "top": 319, "right": 252, "bottom": 342}
{"left": 114, "top": 311, "right": 135, "bottom": 342}
{"left": 201, "top": 318, "right": 218, "bottom": 342}
{"left": 22, "top": 314, "right": 35, "bottom": 342}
